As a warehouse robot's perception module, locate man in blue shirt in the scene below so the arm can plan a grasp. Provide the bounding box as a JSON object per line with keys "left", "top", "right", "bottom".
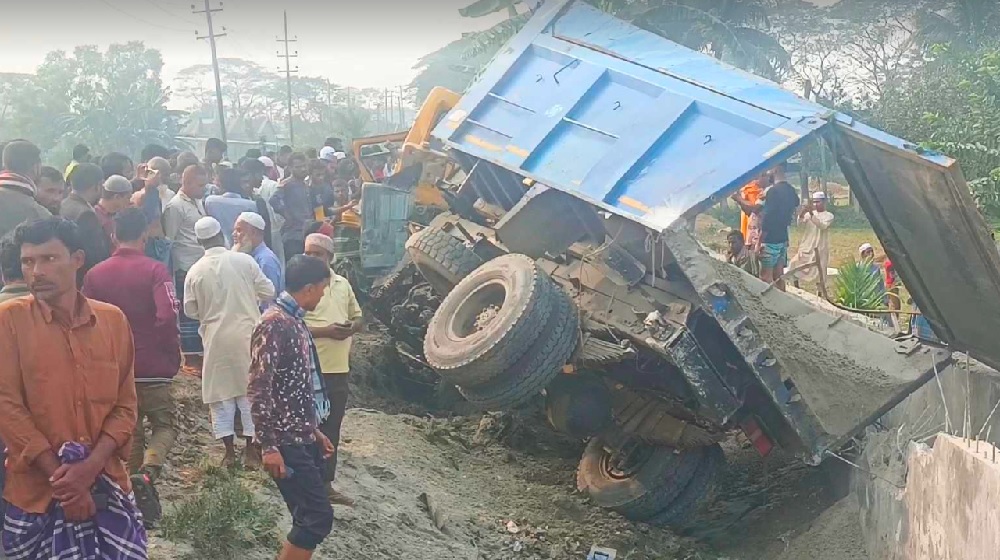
{"left": 205, "top": 168, "right": 255, "bottom": 248}
{"left": 234, "top": 211, "right": 283, "bottom": 306}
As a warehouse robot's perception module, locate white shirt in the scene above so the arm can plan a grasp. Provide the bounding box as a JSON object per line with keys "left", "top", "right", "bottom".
{"left": 789, "top": 209, "right": 835, "bottom": 283}
{"left": 183, "top": 247, "right": 275, "bottom": 403}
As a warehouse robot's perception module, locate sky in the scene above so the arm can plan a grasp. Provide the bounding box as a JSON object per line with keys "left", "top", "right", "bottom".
{"left": 0, "top": 0, "right": 505, "bottom": 91}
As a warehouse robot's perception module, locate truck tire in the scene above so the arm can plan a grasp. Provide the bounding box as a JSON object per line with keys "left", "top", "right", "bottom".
{"left": 576, "top": 437, "right": 706, "bottom": 522}
{"left": 545, "top": 373, "right": 612, "bottom": 438}
{"left": 458, "top": 287, "right": 579, "bottom": 410}
{"left": 405, "top": 226, "right": 483, "bottom": 295}
{"left": 647, "top": 444, "right": 725, "bottom": 527}
{"left": 425, "top": 254, "right": 556, "bottom": 386}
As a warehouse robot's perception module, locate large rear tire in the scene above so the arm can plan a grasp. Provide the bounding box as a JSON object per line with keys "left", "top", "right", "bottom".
{"left": 405, "top": 226, "right": 482, "bottom": 295}
{"left": 424, "top": 254, "right": 557, "bottom": 387}
{"left": 576, "top": 438, "right": 715, "bottom": 523}
{"left": 458, "top": 287, "right": 579, "bottom": 410}
{"left": 647, "top": 444, "right": 725, "bottom": 527}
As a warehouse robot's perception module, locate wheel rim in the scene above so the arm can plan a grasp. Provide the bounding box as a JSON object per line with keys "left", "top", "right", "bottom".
{"left": 447, "top": 279, "right": 508, "bottom": 339}
{"left": 601, "top": 442, "right": 654, "bottom": 480}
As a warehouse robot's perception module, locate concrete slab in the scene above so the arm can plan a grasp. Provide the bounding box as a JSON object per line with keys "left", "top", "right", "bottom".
{"left": 904, "top": 434, "right": 1000, "bottom": 560}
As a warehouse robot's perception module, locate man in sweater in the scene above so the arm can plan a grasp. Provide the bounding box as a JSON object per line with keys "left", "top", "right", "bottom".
{"left": 0, "top": 140, "right": 50, "bottom": 241}
{"left": 82, "top": 208, "right": 180, "bottom": 527}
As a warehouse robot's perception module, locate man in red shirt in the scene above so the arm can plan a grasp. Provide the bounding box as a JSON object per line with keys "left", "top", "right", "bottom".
{"left": 83, "top": 207, "right": 180, "bottom": 527}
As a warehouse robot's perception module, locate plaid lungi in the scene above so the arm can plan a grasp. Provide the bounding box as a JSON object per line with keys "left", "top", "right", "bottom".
{"left": 174, "top": 269, "right": 203, "bottom": 355}
{"left": 1, "top": 442, "right": 148, "bottom": 559}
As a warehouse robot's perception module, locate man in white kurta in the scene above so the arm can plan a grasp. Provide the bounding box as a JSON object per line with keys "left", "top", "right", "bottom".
{"left": 183, "top": 217, "right": 275, "bottom": 468}
{"left": 788, "top": 191, "right": 835, "bottom": 291}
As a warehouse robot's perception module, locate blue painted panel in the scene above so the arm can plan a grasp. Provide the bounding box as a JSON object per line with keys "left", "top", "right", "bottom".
{"left": 429, "top": 0, "right": 946, "bottom": 232}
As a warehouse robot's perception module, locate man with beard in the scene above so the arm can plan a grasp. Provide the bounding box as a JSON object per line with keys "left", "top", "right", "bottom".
{"left": 0, "top": 217, "right": 145, "bottom": 558}
{"left": 233, "top": 211, "right": 283, "bottom": 306}
{"left": 184, "top": 217, "right": 275, "bottom": 468}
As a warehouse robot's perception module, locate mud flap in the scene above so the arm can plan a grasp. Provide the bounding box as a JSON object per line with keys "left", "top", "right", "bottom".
{"left": 663, "top": 228, "right": 952, "bottom": 464}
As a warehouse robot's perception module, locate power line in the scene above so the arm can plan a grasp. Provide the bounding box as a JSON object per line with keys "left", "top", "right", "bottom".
{"left": 193, "top": 0, "right": 228, "bottom": 144}
{"left": 137, "top": 0, "right": 198, "bottom": 26}
{"left": 95, "top": 0, "right": 190, "bottom": 33}
{"left": 277, "top": 10, "right": 299, "bottom": 146}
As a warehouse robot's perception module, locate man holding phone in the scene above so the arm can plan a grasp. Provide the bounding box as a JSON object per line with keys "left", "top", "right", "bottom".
{"left": 302, "top": 233, "right": 362, "bottom": 506}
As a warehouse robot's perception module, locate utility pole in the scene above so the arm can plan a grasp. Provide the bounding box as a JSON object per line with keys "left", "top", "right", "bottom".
{"left": 277, "top": 10, "right": 298, "bottom": 146}
{"left": 193, "top": 0, "right": 227, "bottom": 144}
{"left": 398, "top": 85, "right": 405, "bottom": 127}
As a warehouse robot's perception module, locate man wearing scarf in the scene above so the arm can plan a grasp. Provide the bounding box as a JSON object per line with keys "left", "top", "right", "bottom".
{"left": 249, "top": 255, "right": 336, "bottom": 560}
{"left": 0, "top": 140, "right": 51, "bottom": 242}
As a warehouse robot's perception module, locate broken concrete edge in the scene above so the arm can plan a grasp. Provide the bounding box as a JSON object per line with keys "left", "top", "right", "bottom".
{"left": 856, "top": 356, "right": 1000, "bottom": 559}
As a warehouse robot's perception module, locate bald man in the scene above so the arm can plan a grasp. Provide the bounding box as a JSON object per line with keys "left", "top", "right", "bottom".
{"left": 163, "top": 164, "right": 209, "bottom": 363}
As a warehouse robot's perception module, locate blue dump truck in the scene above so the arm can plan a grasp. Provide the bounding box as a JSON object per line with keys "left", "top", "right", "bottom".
{"left": 363, "top": 0, "right": 1000, "bottom": 525}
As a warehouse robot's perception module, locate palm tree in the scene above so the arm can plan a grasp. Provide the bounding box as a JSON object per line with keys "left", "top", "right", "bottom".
{"left": 916, "top": 0, "right": 1000, "bottom": 50}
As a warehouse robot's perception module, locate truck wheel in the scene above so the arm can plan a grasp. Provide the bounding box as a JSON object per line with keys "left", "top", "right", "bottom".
{"left": 425, "top": 254, "right": 556, "bottom": 386}
{"left": 647, "top": 444, "right": 725, "bottom": 527}
{"left": 458, "top": 286, "right": 579, "bottom": 410}
{"left": 405, "top": 226, "right": 483, "bottom": 295}
{"left": 576, "top": 437, "right": 706, "bottom": 522}
{"left": 545, "top": 373, "right": 612, "bottom": 438}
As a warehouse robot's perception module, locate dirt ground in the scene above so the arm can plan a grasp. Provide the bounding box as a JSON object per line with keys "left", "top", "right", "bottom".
{"left": 149, "top": 332, "right": 870, "bottom": 560}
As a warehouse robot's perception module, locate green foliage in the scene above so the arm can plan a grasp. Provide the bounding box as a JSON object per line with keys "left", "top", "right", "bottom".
{"left": 871, "top": 43, "right": 1000, "bottom": 217}
{"left": 707, "top": 202, "right": 742, "bottom": 230}
{"left": 1, "top": 42, "right": 184, "bottom": 164}
{"left": 828, "top": 205, "right": 873, "bottom": 230}
{"left": 161, "top": 466, "right": 279, "bottom": 560}
{"left": 834, "top": 260, "right": 887, "bottom": 311}
{"left": 411, "top": 0, "right": 790, "bottom": 98}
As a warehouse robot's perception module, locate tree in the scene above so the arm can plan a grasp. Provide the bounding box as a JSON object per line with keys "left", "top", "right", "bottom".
{"left": 174, "top": 59, "right": 284, "bottom": 139}
{"left": 411, "top": 0, "right": 790, "bottom": 99}
{"left": 872, "top": 43, "right": 1000, "bottom": 217}
{"left": 916, "top": 0, "right": 1000, "bottom": 50}
{"left": 2, "top": 42, "right": 184, "bottom": 163}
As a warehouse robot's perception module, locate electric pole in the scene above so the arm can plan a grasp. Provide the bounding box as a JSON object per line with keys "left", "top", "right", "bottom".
{"left": 277, "top": 10, "right": 298, "bottom": 146}
{"left": 399, "top": 86, "right": 406, "bottom": 129}
{"left": 194, "top": 0, "right": 227, "bottom": 144}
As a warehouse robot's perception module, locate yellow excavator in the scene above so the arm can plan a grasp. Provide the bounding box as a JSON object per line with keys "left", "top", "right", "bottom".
{"left": 338, "top": 87, "right": 463, "bottom": 292}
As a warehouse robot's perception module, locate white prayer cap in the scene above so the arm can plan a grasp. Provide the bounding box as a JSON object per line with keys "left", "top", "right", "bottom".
{"left": 858, "top": 242, "right": 874, "bottom": 254}
{"left": 258, "top": 156, "right": 275, "bottom": 168}
{"left": 236, "top": 211, "right": 266, "bottom": 231}
{"left": 319, "top": 146, "right": 338, "bottom": 162}
{"left": 305, "top": 233, "right": 335, "bottom": 258}
{"left": 811, "top": 191, "right": 827, "bottom": 200}
{"left": 194, "top": 216, "right": 222, "bottom": 240}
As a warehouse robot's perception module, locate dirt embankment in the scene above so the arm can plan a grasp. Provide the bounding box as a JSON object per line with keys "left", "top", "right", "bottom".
{"left": 151, "top": 332, "right": 869, "bottom": 560}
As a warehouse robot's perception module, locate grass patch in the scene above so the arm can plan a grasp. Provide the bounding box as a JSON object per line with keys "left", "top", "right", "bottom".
{"left": 161, "top": 465, "right": 280, "bottom": 559}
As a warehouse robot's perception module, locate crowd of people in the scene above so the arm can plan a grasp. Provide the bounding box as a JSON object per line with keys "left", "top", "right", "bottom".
{"left": 0, "top": 136, "right": 370, "bottom": 559}
{"left": 725, "top": 163, "right": 837, "bottom": 292}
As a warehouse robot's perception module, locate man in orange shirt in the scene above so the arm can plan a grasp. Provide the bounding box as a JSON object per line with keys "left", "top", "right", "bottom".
{"left": 0, "top": 217, "right": 145, "bottom": 557}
